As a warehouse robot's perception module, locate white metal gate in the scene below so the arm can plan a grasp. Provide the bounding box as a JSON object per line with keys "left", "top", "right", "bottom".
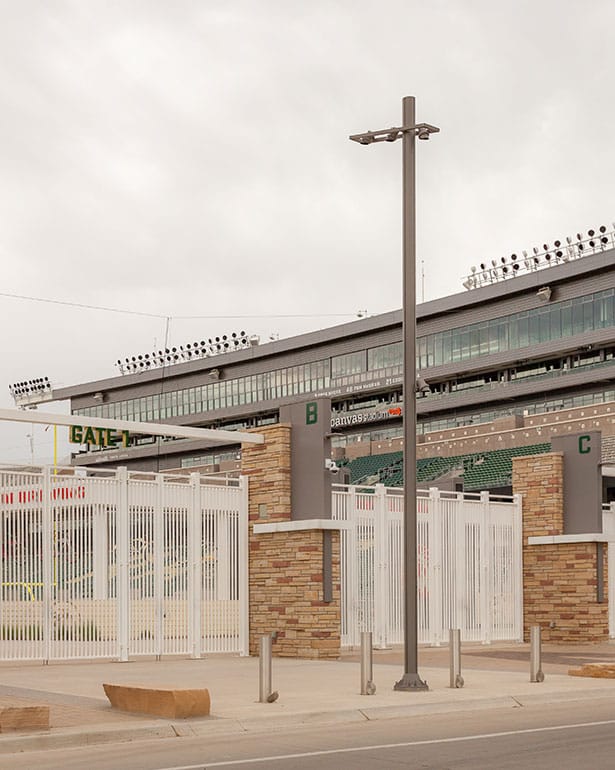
{"left": 0, "top": 465, "right": 248, "bottom": 661}
{"left": 603, "top": 503, "right": 615, "bottom": 638}
{"left": 333, "top": 484, "right": 523, "bottom": 647}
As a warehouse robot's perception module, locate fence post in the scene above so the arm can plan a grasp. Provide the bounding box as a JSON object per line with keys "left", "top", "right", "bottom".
{"left": 428, "top": 488, "right": 442, "bottom": 646}
{"left": 154, "top": 474, "right": 164, "bottom": 659}
{"left": 607, "top": 502, "right": 615, "bottom": 640}
{"left": 373, "top": 484, "right": 388, "bottom": 649}
{"left": 117, "top": 467, "right": 130, "bottom": 662}
{"left": 480, "top": 490, "right": 492, "bottom": 645}
{"left": 188, "top": 473, "right": 202, "bottom": 659}
{"left": 513, "top": 493, "right": 524, "bottom": 642}
{"left": 42, "top": 466, "right": 52, "bottom": 663}
{"left": 453, "top": 491, "right": 465, "bottom": 639}
{"left": 238, "top": 475, "right": 250, "bottom": 656}
{"left": 347, "top": 485, "right": 359, "bottom": 647}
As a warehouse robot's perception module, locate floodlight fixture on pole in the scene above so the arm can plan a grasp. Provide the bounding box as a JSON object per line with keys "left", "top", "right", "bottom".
{"left": 350, "top": 96, "right": 439, "bottom": 692}
{"left": 8, "top": 376, "right": 54, "bottom": 409}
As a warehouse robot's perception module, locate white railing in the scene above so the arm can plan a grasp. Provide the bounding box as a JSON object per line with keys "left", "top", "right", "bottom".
{"left": 0, "top": 466, "right": 249, "bottom": 661}
{"left": 333, "top": 484, "right": 523, "bottom": 647}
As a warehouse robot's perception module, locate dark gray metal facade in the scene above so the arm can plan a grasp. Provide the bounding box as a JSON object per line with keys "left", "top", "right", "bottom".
{"left": 552, "top": 432, "right": 603, "bottom": 534}
{"left": 55, "top": 249, "right": 615, "bottom": 469}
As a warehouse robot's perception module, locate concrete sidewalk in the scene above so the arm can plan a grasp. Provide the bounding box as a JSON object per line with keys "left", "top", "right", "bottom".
{"left": 1, "top": 642, "right": 615, "bottom": 754}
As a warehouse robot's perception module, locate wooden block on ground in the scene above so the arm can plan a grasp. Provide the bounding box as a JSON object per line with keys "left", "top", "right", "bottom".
{"left": 103, "top": 684, "right": 211, "bottom": 719}
{"left": 0, "top": 706, "right": 50, "bottom": 732}
{"left": 568, "top": 663, "right": 615, "bottom": 678}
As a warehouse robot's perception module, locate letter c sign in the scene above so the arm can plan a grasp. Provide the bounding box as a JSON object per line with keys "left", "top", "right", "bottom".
{"left": 578, "top": 434, "right": 591, "bottom": 454}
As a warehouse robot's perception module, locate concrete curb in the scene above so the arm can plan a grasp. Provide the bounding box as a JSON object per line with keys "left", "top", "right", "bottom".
{"left": 2, "top": 684, "right": 615, "bottom": 755}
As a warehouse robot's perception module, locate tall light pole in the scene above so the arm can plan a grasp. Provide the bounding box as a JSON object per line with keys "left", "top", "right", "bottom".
{"left": 350, "top": 96, "right": 439, "bottom": 691}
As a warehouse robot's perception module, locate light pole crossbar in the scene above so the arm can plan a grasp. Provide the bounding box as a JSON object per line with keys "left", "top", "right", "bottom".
{"left": 349, "top": 123, "right": 440, "bottom": 144}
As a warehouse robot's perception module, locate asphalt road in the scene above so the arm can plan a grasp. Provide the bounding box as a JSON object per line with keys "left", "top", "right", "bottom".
{"left": 4, "top": 697, "right": 615, "bottom": 770}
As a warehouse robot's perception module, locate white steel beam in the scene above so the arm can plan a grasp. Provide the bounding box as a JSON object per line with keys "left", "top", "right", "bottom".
{"left": 0, "top": 408, "right": 264, "bottom": 445}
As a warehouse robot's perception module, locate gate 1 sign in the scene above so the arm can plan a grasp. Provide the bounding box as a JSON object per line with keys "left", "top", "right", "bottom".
{"left": 552, "top": 431, "right": 602, "bottom": 535}
{"left": 69, "top": 425, "right": 130, "bottom": 448}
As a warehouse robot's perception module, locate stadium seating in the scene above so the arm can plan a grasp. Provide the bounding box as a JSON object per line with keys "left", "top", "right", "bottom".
{"left": 345, "top": 443, "right": 551, "bottom": 491}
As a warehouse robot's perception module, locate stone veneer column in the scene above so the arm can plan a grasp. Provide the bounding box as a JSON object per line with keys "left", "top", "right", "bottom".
{"left": 241, "top": 424, "right": 341, "bottom": 659}
{"left": 512, "top": 452, "right": 608, "bottom": 642}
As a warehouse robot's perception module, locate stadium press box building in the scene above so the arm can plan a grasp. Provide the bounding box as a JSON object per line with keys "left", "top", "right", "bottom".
{"left": 47, "top": 232, "right": 614, "bottom": 492}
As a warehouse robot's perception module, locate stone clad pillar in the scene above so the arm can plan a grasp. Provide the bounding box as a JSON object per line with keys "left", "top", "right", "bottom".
{"left": 512, "top": 452, "right": 608, "bottom": 642}
{"left": 241, "top": 425, "right": 341, "bottom": 659}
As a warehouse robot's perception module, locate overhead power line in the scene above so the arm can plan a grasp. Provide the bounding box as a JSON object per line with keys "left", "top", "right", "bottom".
{"left": 0, "top": 291, "right": 359, "bottom": 321}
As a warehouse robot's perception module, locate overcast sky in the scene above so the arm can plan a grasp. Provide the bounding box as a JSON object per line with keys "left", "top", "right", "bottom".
{"left": 1, "top": 0, "right": 614, "bottom": 465}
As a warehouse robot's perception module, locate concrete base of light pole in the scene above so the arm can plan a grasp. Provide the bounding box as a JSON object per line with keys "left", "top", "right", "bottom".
{"left": 393, "top": 672, "right": 429, "bottom": 691}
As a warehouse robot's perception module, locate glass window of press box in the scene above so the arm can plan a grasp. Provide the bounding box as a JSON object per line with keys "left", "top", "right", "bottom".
{"left": 75, "top": 342, "right": 404, "bottom": 423}
{"left": 417, "top": 288, "right": 614, "bottom": 370}
{"left": 74, "top": 289, "right": 614, "bottom": 424}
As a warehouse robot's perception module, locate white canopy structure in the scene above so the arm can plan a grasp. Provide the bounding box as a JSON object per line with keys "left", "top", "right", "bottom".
{"left": 0, "top": 408, "right": 264, "bottom": 445}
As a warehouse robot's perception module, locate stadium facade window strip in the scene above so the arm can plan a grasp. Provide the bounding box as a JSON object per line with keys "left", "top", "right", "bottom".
{"left": 331, "top": 350, "right": 367, "bottom": 378}
{"left": 74, "top": 290, "right": 613, "bottom": 426}
{"left": 75, "top": 358, "right": 331, "bottom": 422}
{"left": 417, "top": 288, "right": 614, "bottom": 369}
{"left": 75, "top": 346, "right": 402, "bottom": 424}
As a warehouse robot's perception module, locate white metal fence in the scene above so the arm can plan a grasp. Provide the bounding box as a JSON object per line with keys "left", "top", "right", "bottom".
{"left": 603, "top": 502, "right": 615, "bottom": 638}
{"left": 333, "top": 484, "right": 523, "bottom": 647}
{"left": 0, "top": 465, "right": 248, "bottom": 661}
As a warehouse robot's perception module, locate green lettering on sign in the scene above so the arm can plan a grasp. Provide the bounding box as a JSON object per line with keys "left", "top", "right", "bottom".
{"left": 579, "top": 434, "right": 591, "bottom": 454}
{"left": 105, "top": 429, "right": 117, "bottom": 447}
{"left": 69, "top": 425, "right": 131, "bottom": 447}
{"left": 306, "top": 402, "right": 318, "bottom": 425}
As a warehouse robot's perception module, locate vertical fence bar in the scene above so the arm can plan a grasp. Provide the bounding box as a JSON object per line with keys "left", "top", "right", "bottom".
{"left": 480, "top": 491, "right": 492, "bottom": 645}
{"left": 606, "top": 504, "right": 615, "bottom": 638}
{"left": 117, "top": 468, "right": 130, "bottom": 662}
{"left": 42, "top": 466, "right": 52, "bottom": 663}
{"left": 513, "top": 494, "right": 524, "bottom": 641}
{"left": 188, "top": 473, "right": 202, "bottom": 659}
{"left": 238, "top": 475, "right": 250, "bottom": 656}
{"left": 428, "top": 488, "right": 442, "bottom": 646}
{"left": 154, "top": 475, "right": 164, "bottom": 658}
{"left": 347, "top": 485, "right": 358, "bottom": 647}
{"left": 373, "top": 485, "right": 387, "bottom": 649}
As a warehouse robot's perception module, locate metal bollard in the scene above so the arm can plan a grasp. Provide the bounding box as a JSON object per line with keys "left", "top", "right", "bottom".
{"left": 530, "top": 625, "right": 545, "bottom": 683}
{"left": 259, "top": 634, "right": 279, "bottom": 703}
{"left": 449, "top": 629, "right": 464, "bottom": 688}
{"left": 360, "top": 631, "right": 376, "bottom": 695}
